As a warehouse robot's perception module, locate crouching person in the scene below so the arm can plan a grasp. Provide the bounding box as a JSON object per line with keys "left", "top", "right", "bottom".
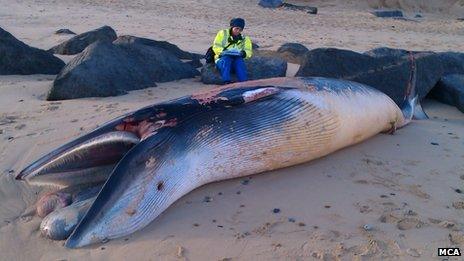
{"left": 213, "top": 17, "right": 253, "bottom": 84}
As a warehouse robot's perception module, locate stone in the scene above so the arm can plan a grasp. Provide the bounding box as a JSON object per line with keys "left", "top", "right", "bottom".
{"left": 372, "top": 10, "right": 404, "bottom": 18}
{"left": 48, "top": 25, "right": 117, "bottom": 55}
{"left": 276, "top": 42, "right": 309, "bottom": 64}
{"left": 428, "top": 74, "right": 464, "bottom": 113}
{"left": 364, "top": 47, "right": 422, "bottom": 58}
{"left": 258, "top": 0, "right": 283, "bottom": 8}
{"left": 114, "top": 35, "right": 202, "bottom": 60}
{"left": 282, "top": 3, "right": 317, "bottom": 14}
{"left": 55, "top": 29, "right": 76, "bottom": 35}
{"left": 296, "top": 48, "right": 464, "bottom": 105}
{"left": 48, "top": 40, "right": 199, "bottom": 100}
{"left": 0, "top": 27, "right": 65, "bottom": 75}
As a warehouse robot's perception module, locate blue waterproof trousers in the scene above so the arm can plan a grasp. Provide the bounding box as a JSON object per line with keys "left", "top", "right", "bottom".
{"left": 216, "top": 56, "right": 248, "bottom": 83}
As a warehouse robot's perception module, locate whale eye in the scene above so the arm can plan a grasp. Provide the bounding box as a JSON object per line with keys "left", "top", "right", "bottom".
{"left": 157, "top": 181, "right": 164, "bottom": 191}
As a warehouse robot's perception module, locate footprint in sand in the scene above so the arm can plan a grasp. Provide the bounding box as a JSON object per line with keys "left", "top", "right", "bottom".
{"left": 449, "top": 232, "right": 464, "bottom": 245}
{"left": 452, "top": 201, "right": 464, "bottom": 209}
{"left": 46, "top": 105, "right": 60, "bottom": 111}
{"left": 396, "top": 218, "right": 425, "bottom": 230}
{"left": 354, "top": 179, "right": 369, "bottom": 185}
{"left": 14, "top": 124, "right": 26, "bottom": 130}
{"left": 0, "top": 115, "right": 18, "bottom": 126}
{"left": 406, "top": 184, "right": 430, "bottom": 199}
{"left": 252, "top": 221, "right": 283, "bottom": 236}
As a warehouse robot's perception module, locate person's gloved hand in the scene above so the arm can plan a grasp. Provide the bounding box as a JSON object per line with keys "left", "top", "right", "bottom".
{"left": 240, "top": 50, "right": 246, "bottom": 58}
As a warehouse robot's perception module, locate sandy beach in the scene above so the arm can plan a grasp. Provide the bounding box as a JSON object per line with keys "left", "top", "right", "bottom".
{"left": 1, "top": 0, "right": 464, "bottom": 260}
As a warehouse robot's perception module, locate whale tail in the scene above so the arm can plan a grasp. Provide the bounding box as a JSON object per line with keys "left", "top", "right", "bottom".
{"left": 400, "top": 52, "right": 428, "bottom": 125}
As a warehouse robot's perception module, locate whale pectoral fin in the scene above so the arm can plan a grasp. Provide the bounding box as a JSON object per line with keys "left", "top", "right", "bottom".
{"left": 412, "top": 100, "right": 428, "bottom": 120}
{"left": 399, "top": 53, "right": 428, "bottom": 125}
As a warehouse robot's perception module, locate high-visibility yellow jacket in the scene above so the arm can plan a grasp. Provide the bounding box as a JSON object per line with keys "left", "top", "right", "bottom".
{"left": 212, "top": 29, "right": 253, "bottom": 63}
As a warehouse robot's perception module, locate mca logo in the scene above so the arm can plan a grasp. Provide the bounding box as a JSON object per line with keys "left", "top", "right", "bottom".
{"left": 438, "top": 248, "right": 461, "bottom": 257}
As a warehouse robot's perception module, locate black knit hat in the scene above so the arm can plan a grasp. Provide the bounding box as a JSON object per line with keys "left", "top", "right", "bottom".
{"left": 230, "top": 18, "right": 245, "bottom": 29}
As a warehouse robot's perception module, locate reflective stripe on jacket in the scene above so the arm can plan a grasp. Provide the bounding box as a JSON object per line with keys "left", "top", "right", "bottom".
{"left": 212, "top": 29, "right": 253, "bottom": 62}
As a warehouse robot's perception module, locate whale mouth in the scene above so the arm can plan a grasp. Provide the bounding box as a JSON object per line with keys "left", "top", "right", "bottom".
{"left": 16, "top": 131, "right": 140, "bottom": 186}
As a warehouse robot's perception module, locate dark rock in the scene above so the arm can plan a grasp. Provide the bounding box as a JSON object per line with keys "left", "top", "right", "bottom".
{"left": 258, "top": 0, "right": 283, "bottom": 8}
{"left": 364, "top": 47, "right": 421, "bottom": 58}
{"left": 306, "top": 7, "right": 318, "bottom": 14}
{"left": 278, "top": 43, "right": 309, "bottom": 55}
{"left": 200, "top": 56, "right": 287, "bottom": 85}
{"left": 0, "top": 27, "right": 65, "bottom": 75}
{"left": 255, "top": 49, "right": 305, "bottom": 64}
{"left": 185, "top": 59, "right": 203, "bottom": 68}
{"left": 48, "top": 25, "right": 117, "bottom": 55}
{"left": 415, "top": 14, "right": 423, "bottom": 18}
{"left": 350, "top": 52, "right": 442, "bottom": 104}
{"left": 372, "top": 9, "right": 404, "bottom": 18}
{"left": 282, "top": 3, "right": 317, "bottom": 14}
{"left": 296, "top": 48, "right": 464, "bottom": 105}
{"left": 252, "top": 42, "right": 260, "bottom": 49}
{"left": 428, "top": 74, "right": 464, "bottom": 113}
{"left": 296, "top": 48, "right": 390, "bottom": 78}
{"left": 277, "top": 42, "right": 309, "bottom": 64}
{"left": 114, "top": 35, "right": 202, "bottom": 60}
{"left": 55, "top": 29, "right": 76, "bottom": 35}
{"left": 48, "top": 41, "right": 199, "bottom": 100}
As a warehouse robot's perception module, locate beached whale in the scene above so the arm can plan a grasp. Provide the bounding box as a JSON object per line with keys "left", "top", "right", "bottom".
{"left": 16, "top": 74, "right": 426, "bottom": 248}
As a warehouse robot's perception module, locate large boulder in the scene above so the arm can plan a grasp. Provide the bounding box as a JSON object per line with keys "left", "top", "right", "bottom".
{"left": 277, "top": 43, "right": 309, "bottom": 64}
{"left": 200, "top": 56, "right": 287, "bottom": 85}
{"left": 114, "top": 35, "right": 201, "bottom": 60}
{"left": 258, "top": 0, "right": 283, "bottom": 8}
{"left": 48, "top": 26, "right": 117, "bottom": 55}
{"left": 114, "top": 35, "right": 202, "bottom": 68}
{"left": 48, "top": 40, "right": 199, "bottom": 100}
{"left": 253, "top": 43, "right": 309, "bottom": 65}
{"left": 0, "top": 27, "right": 64, "bottom": 75}
{"left": 364, "top": 47, "right": 423, "bottom": 58}
{"left": 428, "top": 74, "right": 464, "bottom": 113}
{"left": 296, "top": 48, "right": 464, "bottom": 105}
{"left": 296, "top": 48, "right": 395, "bottom": 78}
